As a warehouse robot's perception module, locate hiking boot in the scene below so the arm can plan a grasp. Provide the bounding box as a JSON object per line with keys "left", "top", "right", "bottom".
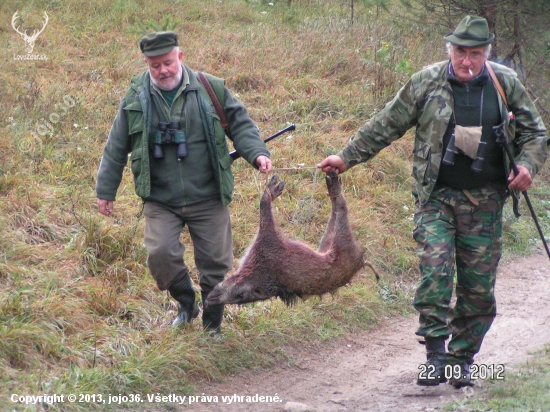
{"left": 417, "top": 337, "right": 448, "bottom": 386}
{"left": 449, "top": 362, "right": 473, "bottom": 389}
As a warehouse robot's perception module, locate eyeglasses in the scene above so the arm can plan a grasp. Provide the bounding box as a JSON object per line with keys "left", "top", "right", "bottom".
{"left": 453, "top": 48, "right": 485, "bottom": 61}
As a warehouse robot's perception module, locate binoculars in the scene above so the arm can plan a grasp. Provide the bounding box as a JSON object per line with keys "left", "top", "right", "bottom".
{"left": 153, "top": 121, "right": 188, "bottom": 160}
{"left": 442, "top": 133, "right": 486, "bottom": 173}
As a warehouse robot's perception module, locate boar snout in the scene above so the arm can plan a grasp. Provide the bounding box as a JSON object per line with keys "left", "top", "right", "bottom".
{"left": 206, "top": 281, "right": 273, "bottom": 306}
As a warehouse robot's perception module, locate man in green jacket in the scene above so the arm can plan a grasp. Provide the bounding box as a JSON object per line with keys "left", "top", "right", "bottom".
{"left": 96, "top": 32, "right": 272, "bottom": 338}
{"left": 318, "top": 16, "right": 547, "bottom": 388}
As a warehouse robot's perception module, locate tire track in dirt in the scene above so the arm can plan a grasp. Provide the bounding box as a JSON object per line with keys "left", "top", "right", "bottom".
{"left": 189, "top": 252, "right": 550, "bottom": 412}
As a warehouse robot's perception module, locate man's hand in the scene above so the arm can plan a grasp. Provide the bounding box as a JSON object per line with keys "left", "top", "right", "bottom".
{"left": 317, "top": 155, "right": 348, "bottom": 174}
{"left": 255, "top": 155, "right": 272, "bottom": 174}
{"left": 508, "top": 165, "right": 532, "bottom": 192}
{"left": 98, "top": 199, "right": 114, "bottom": 216}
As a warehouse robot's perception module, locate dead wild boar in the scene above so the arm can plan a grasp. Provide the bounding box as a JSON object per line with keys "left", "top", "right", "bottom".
{"left": 205, "top": 173, "right": 379, "bottom": 307}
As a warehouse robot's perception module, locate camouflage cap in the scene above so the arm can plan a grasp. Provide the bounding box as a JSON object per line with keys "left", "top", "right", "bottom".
{"left": 139, "top": 31, "right": 178, "bottom": 57}
{"left": 444, "top": 16, "right": 494, "bottom": 47}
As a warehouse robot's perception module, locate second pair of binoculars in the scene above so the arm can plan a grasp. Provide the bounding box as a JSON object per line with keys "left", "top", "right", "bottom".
{"left": 153, "top": 121, "right": 188, "bottom": 160}
{"left": 442, "top": 133, "right": 486, "bottom": 173}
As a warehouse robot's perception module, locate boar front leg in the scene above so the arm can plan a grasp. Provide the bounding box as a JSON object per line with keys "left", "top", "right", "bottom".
{"left": 319, "top": 172, "right": 345, "bottom": 253}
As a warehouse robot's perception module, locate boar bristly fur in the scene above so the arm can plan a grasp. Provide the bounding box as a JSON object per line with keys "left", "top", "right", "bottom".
{"left": 205, "top": 173, "right": 378, "bottom": 307}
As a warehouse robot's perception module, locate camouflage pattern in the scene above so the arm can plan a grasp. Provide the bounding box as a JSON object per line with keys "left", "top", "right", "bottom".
{"left": 412, "top": 184, "right": 506, "bottom": 363}
{"left": 338, "top": 60, "right": 548, "bottom": 206}
{"left": 337, "top": 59, "right": 547, "bottom": 369}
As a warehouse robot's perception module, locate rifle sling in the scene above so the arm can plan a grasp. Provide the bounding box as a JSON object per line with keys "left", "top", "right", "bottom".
{"left": 197, "top": 72, "right": 230, "bottom": 135}
{"left": 485, "top": 63, "right": 507, "bottom": 107}
{"left": 486, "top": 63, "right": 522, "bottom": 217}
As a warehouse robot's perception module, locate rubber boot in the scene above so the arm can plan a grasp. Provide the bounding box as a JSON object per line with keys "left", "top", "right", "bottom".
{"left": 168, "top": 274, "right": 199, "bottom": 327}
{"left": 416, "top": 337, "right": 447, "bottom": 386}
{"left": 201, "top": 292, "right": 224, "bottom": 340}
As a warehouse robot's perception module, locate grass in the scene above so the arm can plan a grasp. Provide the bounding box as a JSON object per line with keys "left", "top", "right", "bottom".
{"left": 445, "top": 346, "right": 550, "bottom": 412}
{"left": 1, "top": 0, "right": 549, "bottom": 411}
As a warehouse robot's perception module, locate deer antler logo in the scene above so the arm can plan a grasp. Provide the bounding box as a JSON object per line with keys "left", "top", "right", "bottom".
{"left": 12, "top": 11, "right": 49, "bottom": 54}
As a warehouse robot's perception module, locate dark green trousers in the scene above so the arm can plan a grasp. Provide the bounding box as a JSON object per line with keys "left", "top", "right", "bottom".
{"left": 413, "top": 184, "right": 507, "bottom": 364}
{"left": 143, "top": 199, "right": 233, "bottom": 293}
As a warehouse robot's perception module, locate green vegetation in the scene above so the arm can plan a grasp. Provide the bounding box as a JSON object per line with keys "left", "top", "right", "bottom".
{"left": 445, "top": 346, "right": 550, "bottom": 411}
{"left": 1, "top": 0, "right": 549, "bottom": 410}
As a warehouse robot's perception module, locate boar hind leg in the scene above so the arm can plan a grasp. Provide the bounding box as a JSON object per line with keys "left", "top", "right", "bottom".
{"left": 260, "top": 175, "right": 285, "bottom": 230}
{"left": 319, "top": 172, "right": 346, "bottom": 252}
{"left": 261, "top": 175, "right": 285, "bottom": 206}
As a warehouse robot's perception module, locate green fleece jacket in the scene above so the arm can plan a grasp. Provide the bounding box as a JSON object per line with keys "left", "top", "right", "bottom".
{"left": 96, "top": 65, "right": 270, "bottom": 207}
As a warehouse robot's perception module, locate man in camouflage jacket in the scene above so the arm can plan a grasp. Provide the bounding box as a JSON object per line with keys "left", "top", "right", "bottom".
{"left": 318, "top": 16, "right": 547, "bottom": 388}
{"left": 96, "top": 32, "right": 271, "bottom": 338}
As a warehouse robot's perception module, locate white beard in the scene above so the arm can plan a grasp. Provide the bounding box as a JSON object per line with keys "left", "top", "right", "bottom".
{"left": 151, "top": 65, "right": 183, "bottom": 91}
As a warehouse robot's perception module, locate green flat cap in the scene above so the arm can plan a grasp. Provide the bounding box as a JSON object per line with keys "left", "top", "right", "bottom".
{"left": 444, "top": 15, "right": 494, "bottom": 47}
{"left": 139, "top": 31, "right": 178, "bottom": 57}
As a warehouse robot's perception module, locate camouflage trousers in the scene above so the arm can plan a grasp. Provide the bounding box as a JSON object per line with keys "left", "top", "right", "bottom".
{"left": 412, "top": 184, "right": 508, "bottom": 364}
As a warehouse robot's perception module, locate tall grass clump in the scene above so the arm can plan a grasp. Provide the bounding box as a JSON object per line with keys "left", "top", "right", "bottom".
{"left": 1, "top": 0, "right": 548, "bottom": 409}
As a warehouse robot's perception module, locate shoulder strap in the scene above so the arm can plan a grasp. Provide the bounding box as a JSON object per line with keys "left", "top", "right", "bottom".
{"left": 197, "top": 71, "right": 231, "bottom": 135}
{"left": 485, "top": 63, "right": 508, "bottom": 107}
{"left": 486, "top": 62, "right": 522, "bottom": 217}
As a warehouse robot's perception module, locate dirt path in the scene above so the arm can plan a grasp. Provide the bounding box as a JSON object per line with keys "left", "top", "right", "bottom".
{"left": 189, "top": 252, "right": 550, "bottom": 412}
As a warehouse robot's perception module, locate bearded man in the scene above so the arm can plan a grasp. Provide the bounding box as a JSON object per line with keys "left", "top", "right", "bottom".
{"left": 96, "top": 32, "right": 272, "bottom": 339}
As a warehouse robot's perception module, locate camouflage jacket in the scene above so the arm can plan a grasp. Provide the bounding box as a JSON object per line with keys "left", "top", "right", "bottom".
{"left": 339, "top": 60, "right": 548, "bottom": 206}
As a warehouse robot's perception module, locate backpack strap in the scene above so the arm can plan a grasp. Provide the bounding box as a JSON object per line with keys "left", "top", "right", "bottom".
{"left": 197, "top": 71, "right": 231, "bottom": 136}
